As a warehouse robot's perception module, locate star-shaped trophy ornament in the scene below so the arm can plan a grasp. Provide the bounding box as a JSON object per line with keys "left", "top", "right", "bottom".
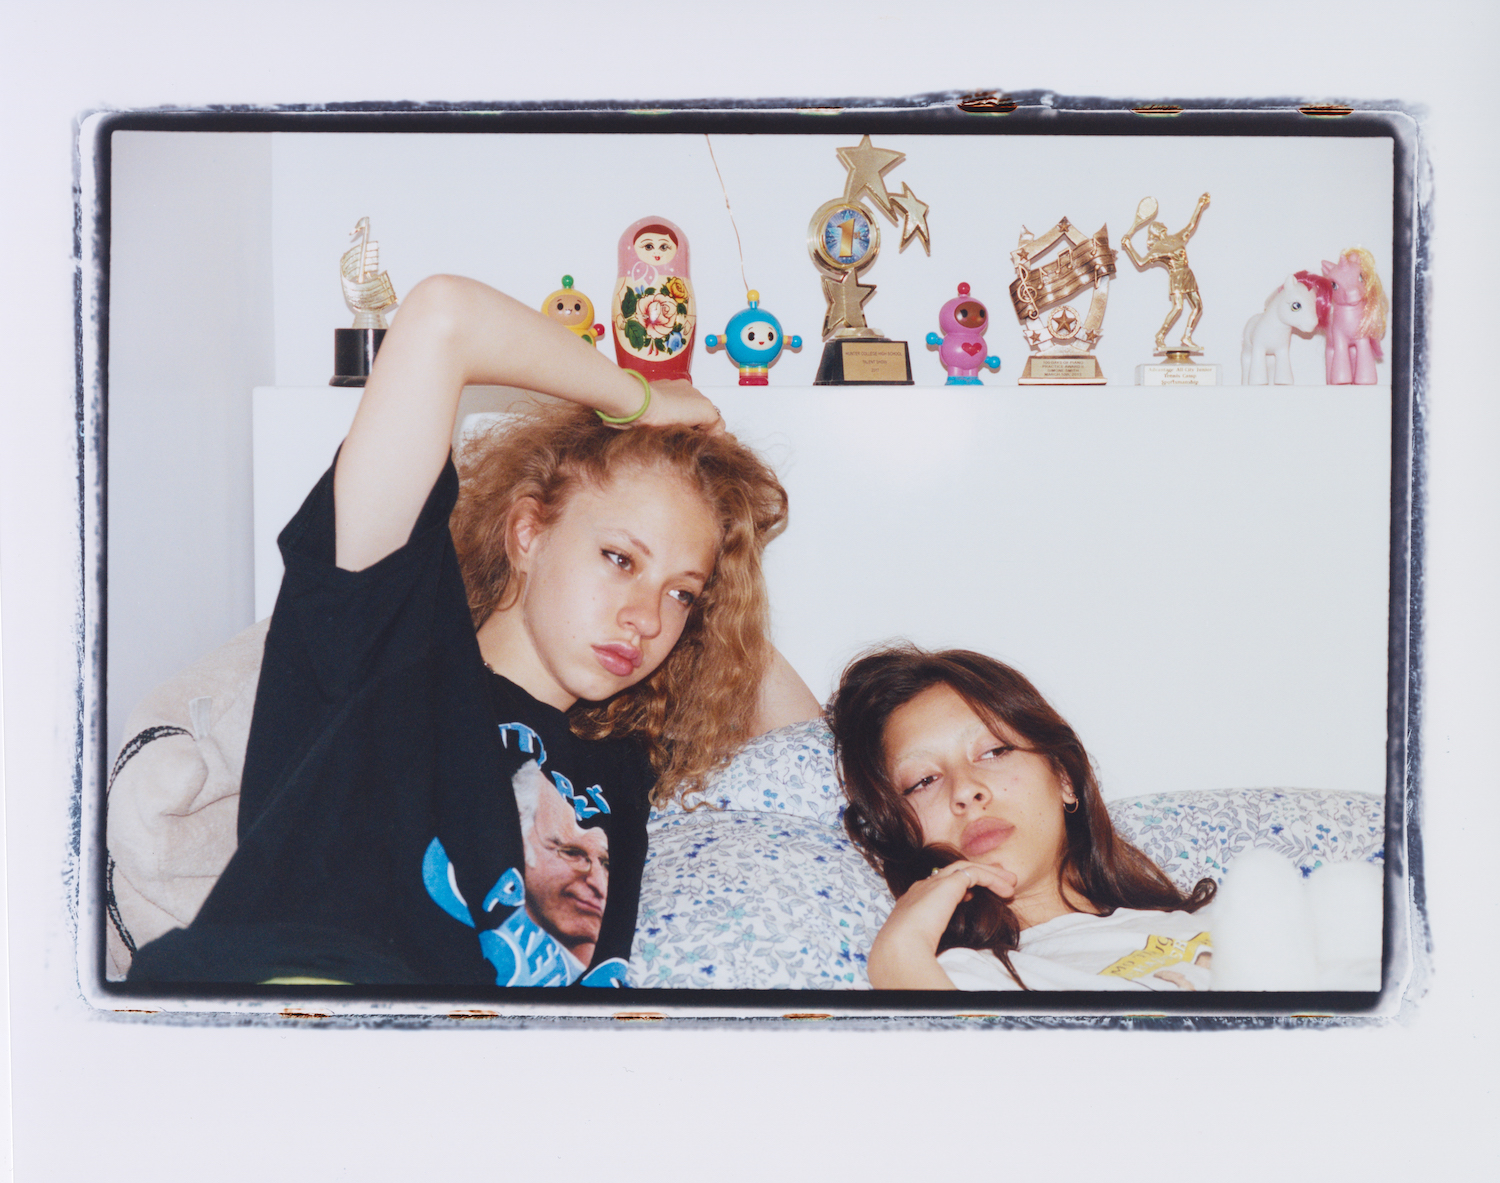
{"left": 1007, "top": 215, "right": 1116, "bottom": 385}
{"left": 809, "top": 135, "right": 930, "bottom": 384}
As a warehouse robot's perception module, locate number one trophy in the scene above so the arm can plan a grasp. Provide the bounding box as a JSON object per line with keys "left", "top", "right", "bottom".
{"left": 809, "top": 135, "right": 930, "bottom": 384}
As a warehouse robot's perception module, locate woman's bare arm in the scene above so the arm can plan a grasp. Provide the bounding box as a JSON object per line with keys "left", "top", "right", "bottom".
{"left": 334, "top": 274, "right": 720, "bottom": 572}
{"left": 751, "top": 647, "right": 823, "bottom": 735}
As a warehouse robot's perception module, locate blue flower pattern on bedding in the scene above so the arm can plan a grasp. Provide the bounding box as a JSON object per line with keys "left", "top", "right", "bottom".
{"left": 630, "top": 719, "right": 1386, "bottom": 990}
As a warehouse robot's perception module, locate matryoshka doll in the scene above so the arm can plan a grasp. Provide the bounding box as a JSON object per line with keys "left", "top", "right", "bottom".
{"left": 611, "top": 216, "right": 695, "bottom": 383}
{"left": 925, "top": 282, "right": 1001, "bottom": 384}
{"left": 541, "top": 275, "right": 605, "bottom": 346}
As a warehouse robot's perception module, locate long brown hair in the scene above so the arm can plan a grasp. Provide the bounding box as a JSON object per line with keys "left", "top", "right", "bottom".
{"left": 449, "top": 401, "right": 788, "bottom": 807}
{"left": 828, "top": 644, "right": 1214, "bottom": 987}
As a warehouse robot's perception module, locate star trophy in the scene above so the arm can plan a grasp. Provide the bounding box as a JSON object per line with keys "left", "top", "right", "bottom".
{"left": 1119, "top": 193, "right": 1218, "bottom": 385}
{"left": 1008, "top": 217, "right": 1117, "bottom": 384}
{"left": 330, "top": 217, "right": 399, "bottom": 387}
{"left": 809, "top": 135, "right": 930, "bottom": 384}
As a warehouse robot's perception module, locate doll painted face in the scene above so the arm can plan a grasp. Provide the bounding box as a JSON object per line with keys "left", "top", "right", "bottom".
{"left": 548, "top": 294, "right": 591, "bottom": 329}
{"left": 634, "top": 231, "right": 678, "bottom": 269}
{"left": 951, "top": 300, "right": 987, "bottom": 330}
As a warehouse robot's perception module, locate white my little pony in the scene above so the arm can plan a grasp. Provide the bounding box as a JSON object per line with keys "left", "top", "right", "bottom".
{"left": 1241, "top": 274, "right": 1319, "bottom": 385}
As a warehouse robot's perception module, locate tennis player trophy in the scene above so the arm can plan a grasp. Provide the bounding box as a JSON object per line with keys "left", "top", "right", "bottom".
{"left": 1119, "top": 193, "right": 1219, "bottom": 385}
{"left": 810, "top": 135, "right": 930, "bottom": 385}
{"left": 1008, "top": 216, "right": 1116, "bottom": 385}
{"left": 331, "top": 217, "right": 399, "bottom": 387}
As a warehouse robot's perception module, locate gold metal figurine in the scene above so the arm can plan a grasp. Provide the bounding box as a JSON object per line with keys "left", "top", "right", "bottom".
{"left": 1120, "top": 193, "right": 1210, "bottom": 358}
{"left": 1008, "top": 216, "right": 1116, "bottom": 384}
{"left": 809, "top": 135, "right": 929, "bottom": 384}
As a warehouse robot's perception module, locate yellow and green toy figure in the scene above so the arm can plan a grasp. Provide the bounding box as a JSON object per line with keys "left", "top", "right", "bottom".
{"left": 541, "top": 275, "right": 605, "bottom": 347}
{"left": 704, "top": 291, "right": 802, "bottom": 385}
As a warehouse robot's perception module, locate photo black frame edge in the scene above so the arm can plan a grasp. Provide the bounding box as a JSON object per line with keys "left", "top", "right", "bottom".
{"left": 79, "top": 95, "right": 1424, "bottom": 1026}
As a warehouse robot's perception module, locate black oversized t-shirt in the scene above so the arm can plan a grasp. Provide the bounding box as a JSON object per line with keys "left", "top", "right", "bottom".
{"left": 128, "top": 459, "right": 652, "bottom": 987}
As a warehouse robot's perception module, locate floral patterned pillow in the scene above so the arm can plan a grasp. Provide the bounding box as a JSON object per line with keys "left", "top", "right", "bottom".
{"left": 1109, "top": 788, "right": 1386, "bottom": 894}
{"left": 654, "top": 717, "right": 844, "bottom": 827}
{"left": 633, "top": 719, "right": 893, "bottom": 989}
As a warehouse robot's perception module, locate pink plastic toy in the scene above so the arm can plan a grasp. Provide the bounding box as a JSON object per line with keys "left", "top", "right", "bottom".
{"left": 925, "top": 283, "right": 1001, "bottom": 384}
{"left": 1316, "top": 248, "right": 1388, "bottom": 385}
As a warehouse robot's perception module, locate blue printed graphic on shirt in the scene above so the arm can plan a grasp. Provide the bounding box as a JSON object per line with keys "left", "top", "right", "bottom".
{"left": 419, "top": 719, "right": 614, "bottom": 987}
{"left": 421, "top": 837, "right": 583, "bottom": 986}
{"left": 498, "top": 720, "right": 610, "bottom": 819}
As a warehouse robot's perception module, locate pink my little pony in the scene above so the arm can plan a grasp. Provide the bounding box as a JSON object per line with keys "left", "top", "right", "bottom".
{"left": 1304, "top": 248, "right": 1388, "bottom": 385}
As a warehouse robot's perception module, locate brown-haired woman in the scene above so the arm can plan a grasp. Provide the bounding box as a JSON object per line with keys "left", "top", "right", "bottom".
{"left": 129, "top": 275, "right": 817, "bottom": 988}
{"left": 828, "top": 645, "right": 1215, "bottom": 990}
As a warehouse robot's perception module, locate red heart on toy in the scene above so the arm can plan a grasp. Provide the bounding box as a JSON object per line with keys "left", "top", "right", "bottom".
{"left": 961, "top": 341, "right": 982, "bottom": 356}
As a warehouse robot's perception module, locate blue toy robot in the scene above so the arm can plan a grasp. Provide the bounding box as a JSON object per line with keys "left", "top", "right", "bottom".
{"left": 705, "top": 291, "right": 802, "bottom": 385}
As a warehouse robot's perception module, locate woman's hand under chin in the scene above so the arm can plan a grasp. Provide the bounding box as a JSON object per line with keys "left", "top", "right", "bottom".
{"left": 867, "top": 861, "right": 1017, "bottom": 990}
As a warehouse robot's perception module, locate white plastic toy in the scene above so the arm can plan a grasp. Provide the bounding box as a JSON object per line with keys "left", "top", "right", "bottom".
{"left": 1240, "top": 274, "right": 1319, "bottom": 385}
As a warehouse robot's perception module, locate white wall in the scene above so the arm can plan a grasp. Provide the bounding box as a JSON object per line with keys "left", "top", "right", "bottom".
{"left": 106, "top": 127, "right": 1396, "bottom": 800}
{"left": 106, "top": 132, "right": 274, "bottom": 753}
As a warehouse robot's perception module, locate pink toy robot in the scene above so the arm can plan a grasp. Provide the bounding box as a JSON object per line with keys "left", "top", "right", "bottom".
{"left": 1311, "top": 248, "right": 1388, "bottom": 385}
{"left": 925, "top": 282, "right": 1001, "bottom": 384}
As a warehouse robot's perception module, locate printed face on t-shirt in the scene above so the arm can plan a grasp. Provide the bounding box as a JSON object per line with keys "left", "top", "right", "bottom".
{"left": 524, "top": 778, "right": 610, "bottom": 959}
{"left": 505, "top": 465, "right": 720, "bottom": 710}
{"left": 883, "top": 684, "right": 1076, "bottom": 925}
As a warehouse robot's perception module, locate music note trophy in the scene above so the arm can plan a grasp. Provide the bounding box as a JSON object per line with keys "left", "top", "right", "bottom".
{"left": 331, "top": 216, "right": 399, "bottom": 387}
{"left": 809, "top": 135, "right": 930, "bottom": 384}
{"left": 1008, "top": 216, "right": 1116, "bottom": 385}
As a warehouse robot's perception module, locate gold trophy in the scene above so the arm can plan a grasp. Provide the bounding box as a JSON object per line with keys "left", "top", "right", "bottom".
{"left": 809, "top": 135, "right": 930, "bottom": 384}
{"left": 331, "top": 217, "right": 399, "bottom": 387}
{"left": 1119, "top": 193, "right": 1218, "bottom": 385}
{"left": 1008, "top": 216, "right": 1117, "bottom": 384}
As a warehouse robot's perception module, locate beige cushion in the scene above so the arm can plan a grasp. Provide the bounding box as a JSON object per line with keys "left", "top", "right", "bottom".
{"left": 105, "top": 619, "right": 267, "bottom": 979}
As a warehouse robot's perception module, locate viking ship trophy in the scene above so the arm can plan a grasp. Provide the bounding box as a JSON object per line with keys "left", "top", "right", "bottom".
{"left": 1008, "top": 216, "right": 1116, "bottom": 384}
{"left": 809, "top": 135, "right": 930, "bottom": 385}
{"left": 331, "top": 217, "right": 399, "bottom": 387}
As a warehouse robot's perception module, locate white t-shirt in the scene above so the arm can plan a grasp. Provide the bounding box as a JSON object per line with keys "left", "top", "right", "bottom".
{"left": 937, "top": 908, "right": 1213, "bottom": 991}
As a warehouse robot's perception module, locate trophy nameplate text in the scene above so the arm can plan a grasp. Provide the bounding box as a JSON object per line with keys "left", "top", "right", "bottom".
{"left": 809, "top": 136, "right": 929, "bottom": 385}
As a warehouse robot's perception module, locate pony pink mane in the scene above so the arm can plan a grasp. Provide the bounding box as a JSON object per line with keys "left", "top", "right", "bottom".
{"left": 1294, "top": 269, "right": 1335, "bottom": 329}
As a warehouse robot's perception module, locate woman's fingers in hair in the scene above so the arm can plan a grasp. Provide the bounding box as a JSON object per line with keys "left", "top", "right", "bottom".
{"left": 641, "top": 379, "right": 725, "bottom": 434}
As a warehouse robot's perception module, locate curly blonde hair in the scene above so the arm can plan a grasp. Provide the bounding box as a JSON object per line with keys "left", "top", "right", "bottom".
{"left": 449, "top": 401, "right": 788, "bottom": 808}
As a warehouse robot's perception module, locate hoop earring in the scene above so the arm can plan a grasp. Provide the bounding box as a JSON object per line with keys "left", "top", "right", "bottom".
{"left": 1063, "top": 798, "right": 1080, "bottom": 814}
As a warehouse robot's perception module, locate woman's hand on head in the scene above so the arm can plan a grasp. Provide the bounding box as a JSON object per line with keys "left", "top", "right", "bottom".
{"left": 637, "top": 379, "right": 724, "bottom": 434}
{"left": 867, "top": 861, "right": 1017, "bottom": 990}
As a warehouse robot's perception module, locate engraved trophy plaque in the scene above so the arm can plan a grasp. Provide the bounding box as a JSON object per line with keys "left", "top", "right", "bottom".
{"left": 1008, "top": 217, "right": 1116, "bottom": 384}
{"left": 809, "top": 135, "right": 930, "bottom": 385}
{"left": 331, "top": 217, "right": 399, "bottom": 387}
{"left": 1119, "top": 193, "right": 1219, "bottom": 385}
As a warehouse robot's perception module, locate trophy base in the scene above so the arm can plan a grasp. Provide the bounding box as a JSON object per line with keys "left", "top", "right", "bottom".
{"left": 814, "top": 338, "right": 914, "bottom": 385}
{"left": 1016, "top": 355, "right": 1105, "bottom": 385}
{"left": 331, "top": 328, "right": 387, "bottom": 387}
{"left": 1136, "top": 359, "right": 1220, "bottom": 386}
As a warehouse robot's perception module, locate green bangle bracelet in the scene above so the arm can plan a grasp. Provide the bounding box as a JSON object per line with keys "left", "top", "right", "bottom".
{"left": 596, "top": 368, "right": 652, "bottom": 425}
